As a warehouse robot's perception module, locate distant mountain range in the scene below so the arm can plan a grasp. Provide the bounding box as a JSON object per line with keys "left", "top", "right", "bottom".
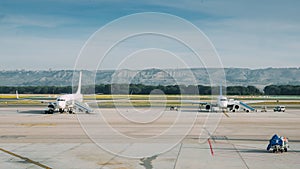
{"left": 0, "top": 68, "right": 299, "bottom": 89}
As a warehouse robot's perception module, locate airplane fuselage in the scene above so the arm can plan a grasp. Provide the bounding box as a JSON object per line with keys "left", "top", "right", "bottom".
{"left": 56, "top": 93, "right": 83, "bottom": 111}
{"left": 217, "top": 95, "right": 228, "bottom": 109}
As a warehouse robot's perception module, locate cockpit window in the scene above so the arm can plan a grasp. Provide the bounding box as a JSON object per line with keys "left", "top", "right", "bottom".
{"left": 57, "top": 99, "right": 65, "bottom": 101}
{"left": 220, "top": 99, "right": 227, "bottom": 101}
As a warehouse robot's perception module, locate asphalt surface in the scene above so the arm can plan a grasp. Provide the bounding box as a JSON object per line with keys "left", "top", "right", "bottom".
{"left": 0, "top": 106, "right": 300, "bottom": 169}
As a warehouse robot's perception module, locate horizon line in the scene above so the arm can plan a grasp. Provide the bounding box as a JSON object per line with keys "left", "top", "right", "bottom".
{"left": 1, "top": 67, "right": 299, "bottom": 71}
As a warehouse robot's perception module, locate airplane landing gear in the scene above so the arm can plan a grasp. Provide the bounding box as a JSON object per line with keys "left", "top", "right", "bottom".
{"left": 68, "top": 108, "right": 75, "bottom": 114}
{"left": 59, "top": 108, "right": 64, "bottom": 113}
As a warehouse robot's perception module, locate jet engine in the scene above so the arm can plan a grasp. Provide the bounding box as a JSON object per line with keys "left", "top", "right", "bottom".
{"left": 45, "top": 103, "right": 55, "bottom": 114}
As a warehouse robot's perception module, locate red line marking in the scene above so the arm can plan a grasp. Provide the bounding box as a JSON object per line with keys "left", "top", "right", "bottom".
{"left": 208, "top": 138, "right": 214, "bottom": 156}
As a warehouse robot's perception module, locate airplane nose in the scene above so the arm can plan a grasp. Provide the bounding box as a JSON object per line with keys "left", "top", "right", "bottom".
{"left": 224, "top": 102, "right": 228, "bottom": 107}
{"left": 221, "top": 102, "right": 228, "bottom": 108}
{"left": 58, "top": 102, "right": 65, "bottom": 108}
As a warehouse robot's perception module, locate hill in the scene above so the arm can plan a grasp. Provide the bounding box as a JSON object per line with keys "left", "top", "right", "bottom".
{"left": 0, "top": 68, "right": 299, "bottom": 88}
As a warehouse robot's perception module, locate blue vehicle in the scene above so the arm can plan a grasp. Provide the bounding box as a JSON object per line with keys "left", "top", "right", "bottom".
{"left": 267, "top": 134, "right": 289, "bottom": 153}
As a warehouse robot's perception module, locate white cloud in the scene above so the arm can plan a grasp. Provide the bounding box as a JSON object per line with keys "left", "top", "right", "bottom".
{"left": 0, "top": 14, "right": 76, "bottom": 28}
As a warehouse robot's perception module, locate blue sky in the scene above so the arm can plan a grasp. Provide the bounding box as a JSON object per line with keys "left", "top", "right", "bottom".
{"left": 0, "top": 0, "right": 299, "bottom": 70}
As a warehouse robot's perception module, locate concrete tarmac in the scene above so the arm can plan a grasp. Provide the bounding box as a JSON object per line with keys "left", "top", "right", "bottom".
{"left": 0, "top": 106, "right": 300, "bottom": 169}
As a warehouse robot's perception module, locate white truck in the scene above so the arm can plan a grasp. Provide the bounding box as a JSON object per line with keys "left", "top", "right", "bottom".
{"left": 273, "top": 105, "right": 286, "bottom": 112}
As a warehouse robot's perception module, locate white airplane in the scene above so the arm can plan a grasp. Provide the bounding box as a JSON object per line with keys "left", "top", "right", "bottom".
{"left": 14, "top": 71, "right": 91, "bottom": 114}
{"left": 13, "top": 72, "right": 131, "bottom": 114}
{"left": 191, "top": 86, "right": 228, "bottom": 112}
{"left": 44, "top": 71, "right": 92, "bottom": 114}
{"left": 187, "top": 86, "right": 257, "bottom": 113}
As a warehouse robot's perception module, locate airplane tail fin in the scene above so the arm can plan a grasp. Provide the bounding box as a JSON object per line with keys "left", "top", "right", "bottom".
{"left": 16, "top": 90, "right": 19, "bottom": 99}
{"left": 76, "top": 71, "right": 82, "bottom": 95}
{"left": 219, "top": 84, "right": 223, "bottom": 96}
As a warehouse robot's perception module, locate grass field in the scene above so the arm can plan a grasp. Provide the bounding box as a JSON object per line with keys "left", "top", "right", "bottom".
{"left": 1, "top": 94, "right": 299, "bottom": 107}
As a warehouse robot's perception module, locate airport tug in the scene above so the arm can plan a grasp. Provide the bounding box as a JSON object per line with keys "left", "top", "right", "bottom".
{"left": 267, "top": 134, "right": 289, "bottom": 153}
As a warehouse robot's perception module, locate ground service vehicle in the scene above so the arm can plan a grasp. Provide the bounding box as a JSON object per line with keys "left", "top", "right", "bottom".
{"left": 273, "top": 105, "right": 285, "bottom": 112}
{"left": 267, "top": 134, "right": 289, "bottom": 153}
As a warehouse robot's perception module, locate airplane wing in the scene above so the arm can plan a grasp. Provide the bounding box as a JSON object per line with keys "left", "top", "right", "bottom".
{"left": 79, "top": 98, "right": 131, "bottom": 113}
{"left": 242, "top": 100, "right": 266, "bottom": 104}
{"left": 0, "top": 91, "right": 55, "bottom": 104}
{"left": 15, "top": 91, "right": 56, "bottom": 103}
{"left": 181, "top": 100, "right": 210, "bottom": 105}
{"left": 181, "top": 100, "right": 219, "bottom": 108}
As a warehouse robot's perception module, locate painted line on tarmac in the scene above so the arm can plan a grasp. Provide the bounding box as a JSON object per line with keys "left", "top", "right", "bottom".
{"left": 223, "top": 137, "right": 250, "bottom": 169}
{"left": 0, "top": 147, "right": 52, "bottom": 169}
{"left": 172, "top": 143, "right": 183, "bottom": 169}
{"left": 207, "top": 138, "right": 214, "bottom": 156}
{"left": 222, "top": 111, "right": 230, "bottom": 118}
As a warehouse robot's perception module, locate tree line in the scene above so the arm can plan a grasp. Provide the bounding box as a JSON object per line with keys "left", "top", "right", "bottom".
{"left": 263, "top": 85, "right": 300, "bottom": 95}
{"left": 0, "top": 84, "right": 299, "bottom": 95}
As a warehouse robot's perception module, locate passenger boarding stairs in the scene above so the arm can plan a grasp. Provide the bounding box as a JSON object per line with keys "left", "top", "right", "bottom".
{"left": 239, "top": 101, "right": 256, "bottom": 112}
{"left": 74, "top": 100, "right": 93, "bottom": 113}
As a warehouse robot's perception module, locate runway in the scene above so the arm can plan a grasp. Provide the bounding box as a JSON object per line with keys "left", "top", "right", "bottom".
{"left": 0, "top": 106, "right": 300, "bottom": 169}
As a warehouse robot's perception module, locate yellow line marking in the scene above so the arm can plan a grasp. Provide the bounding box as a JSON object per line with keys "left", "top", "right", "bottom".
{"left": 0, "top": 147, "right": 52, "bottom": 169}
{"left": 16, "top": 123, "right": 56, "bottom": 127}
{"left": 222, "top": 111, "right": 230, "bottom": 118}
